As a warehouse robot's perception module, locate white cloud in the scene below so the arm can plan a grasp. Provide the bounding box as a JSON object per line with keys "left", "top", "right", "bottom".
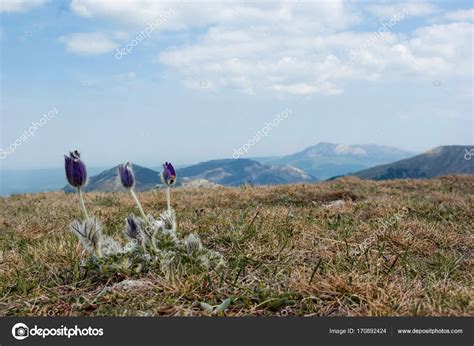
{"left": 365, "top": 2, "right": 439, "bottom": 18}
{"left": 402, "top": 22, "right": 473, "bottom": 75}
{"left": 70, "top": 0, "right": 217, "bottom": 29}
{"left": 444, "top": 8, "right": 474, "bottom": 22}
{"left": 0, "top": 0, "right": 46, "bottom": 13}
{"left": 65, "top": 1, "right": 473, "bottom": 95}
{"left": 159, "top": 19, "right": 472, "bottom": 95}
{"left": 58, "top": 32, "right": 119, "bottom": 55}
{"left": 70, "top": 0, "right": 360, "bottom": 31}
{"left": 272, "top": 83, "right": 343, "bottom": 96}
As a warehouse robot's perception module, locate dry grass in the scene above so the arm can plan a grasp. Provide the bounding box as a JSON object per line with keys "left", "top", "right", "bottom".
{"left": 0, "top": 175, "right": 473, "bottom": 316}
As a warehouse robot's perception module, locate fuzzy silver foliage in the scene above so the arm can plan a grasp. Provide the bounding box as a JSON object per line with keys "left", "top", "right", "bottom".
{"left": 198, "top": 254, "right": 210, "bottom": 268}
{"left": 160, "top": 209, "right": 177, "bottom": 234}
{"left": 159, "top": 250, "right": 180, "bottom": 281}
{"left": 124, "top": 215, "right": 146, "bottom": 243}
{"left": 124, "top": 217, "right": 141, "bottom": 240}
{"left": 101, "top": 236, "right": 124, "bottom": 256}
{"left": 70, "top": 208, "right": 225, "bottom": 277}
{"left": 70, "top": 217, "right": 123, "bottom": 257}
{"left": 70, "top": 217, "right": 102, "bottom": 254}
{"left": 184, "top": 233, "right": 202, "bottom": 253}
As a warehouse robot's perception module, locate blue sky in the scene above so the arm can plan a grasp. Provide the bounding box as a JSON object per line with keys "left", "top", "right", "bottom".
{"left": 0, "top": 0, "right": 473, "bottom": 170}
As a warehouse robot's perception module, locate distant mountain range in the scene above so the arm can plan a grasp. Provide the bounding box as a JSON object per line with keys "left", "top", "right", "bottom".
{"left": 350, "top": 146, "right": 474, "bottom": 180}
{"left": 63, "top": 144, "right": 472, "bottom": 192}
{"left": 2, "top": 143, "right": 472, "bottom": 196}
{"left": 64, "top": 159, "right": 315, "bottom": 192}
{"left": 177, "top": 159, "right": 314, "bottom": 186}
{"left": 256, "top": 142, "right": 414, "bottom": 180}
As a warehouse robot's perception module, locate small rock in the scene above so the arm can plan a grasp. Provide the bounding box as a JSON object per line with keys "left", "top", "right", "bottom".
{"left": 110, "top": 279, "right": 151, "bottom": 291}
{"left": 323, "top": 199, "right": 346, "bottom": 208}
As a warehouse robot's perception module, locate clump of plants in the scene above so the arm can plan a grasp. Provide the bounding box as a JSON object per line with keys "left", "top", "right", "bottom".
{"left": 64, "top": 151, "right": 225, "bottom": 278}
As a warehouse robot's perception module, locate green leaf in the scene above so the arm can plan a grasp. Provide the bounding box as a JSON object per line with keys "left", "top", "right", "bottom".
{"left": 266, "top": 298, "right": 295, "bottom": 311}
{"left": 215, "top": 298, "right": 231, "bottom": 314}
{"left": 200, "top": 302, "right": 214, "bottom": 314}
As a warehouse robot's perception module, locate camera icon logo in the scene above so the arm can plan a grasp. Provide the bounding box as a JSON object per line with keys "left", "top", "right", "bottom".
{"left": 12, "top": 323, "right": 29, "bottom": 340}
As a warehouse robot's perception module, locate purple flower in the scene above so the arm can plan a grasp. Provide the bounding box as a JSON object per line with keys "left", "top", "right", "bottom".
{"left": 161, "top": 162, "right": 176, "bottom": 186}
{"left": 119, "top": 162, "right": 135, "bottom": 189}
{"left": 64, "top": 150, "right": 87, "bottom": 188}
{"left": 125, "top": 215, "right": 141, "bottom": 240}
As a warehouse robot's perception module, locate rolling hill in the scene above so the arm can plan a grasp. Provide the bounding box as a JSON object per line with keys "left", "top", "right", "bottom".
{"left": 351, "top": 145, "right": 473, "bottom": 180}
{"left": 63, "top": 159, "right": 315, "bottom": 192}
{"left": 177, "top": 159, "right": 314, "bottom": 186}
{"left": 65, "top": 164, "right": 161, "bottom": 192}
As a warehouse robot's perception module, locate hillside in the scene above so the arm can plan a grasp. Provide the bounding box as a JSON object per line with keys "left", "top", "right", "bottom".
{"left": 352, "top": 146, "right": 473, "bottom": 180}
{"left": 65, "top": 164, "right": 161, "bottom": 192}
{"left": 64, "top": 159, "right": 315, "bottom": 192}
{"left": 177, "top": 159, "right": 314, "bottom": 186}
{"left": 1, "top": 175, "right": 472, "bottom": 317}
{"left": 258, "top": 142, "right": 414, "bottom": 180}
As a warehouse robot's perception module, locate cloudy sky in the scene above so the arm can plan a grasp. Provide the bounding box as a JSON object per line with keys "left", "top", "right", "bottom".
{"left": 0, "top": 0, "right": 473, "bottom": 169}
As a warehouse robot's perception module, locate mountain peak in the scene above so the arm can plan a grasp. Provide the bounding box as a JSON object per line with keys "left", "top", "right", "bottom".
{"left": 300, "top": 142, "right": 405, "bottom": 158}
{"left": 258, "top": 142, "right": 414, "bottom": 180}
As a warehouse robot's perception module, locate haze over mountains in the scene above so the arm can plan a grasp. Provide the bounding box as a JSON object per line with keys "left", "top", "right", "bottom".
{"left": 1, "top": 143, "right": 472, "bottom": 196}
{"left": 257, "top": 142, "right": 414, "bottom": 180}
{"left": 0, "top": 167, "right": 107, "bottom": 196}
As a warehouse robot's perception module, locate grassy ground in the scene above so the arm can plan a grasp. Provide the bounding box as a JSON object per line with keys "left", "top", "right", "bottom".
{"left": 0, "top": 175, "right": 473, "bottom": 316}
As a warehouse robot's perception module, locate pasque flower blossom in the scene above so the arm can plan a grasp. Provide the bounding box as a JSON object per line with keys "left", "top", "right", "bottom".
{"left": 65, "top": 154, "right": 224, "bottom": 275}
{"left": 161, "top": 162, "right": 176, "bottom": 212}
{"left": 119, "top": 162, "right": 135, "bottom": 188}
{"left": 64, "top": 150, "right": 87, "bottom": 188}
{"left": 119, "top": 162, "right": 147, "bottom": 221}
{"left": 64, "top": 150, "right": 89, "bottom": 220}
{"left": 161, "top": 162, "right": 176, "bottom": 186}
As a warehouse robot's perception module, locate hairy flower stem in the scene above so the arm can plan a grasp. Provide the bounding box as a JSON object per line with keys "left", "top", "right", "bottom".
{"left": 150, "top": 230, "right": 159, "bottom": 254}
{"left": 77, "top": 188, "right": 102, "bottom": 259}
{"left": 166, "top": 187, "right": 171, "bottom": 213}
{"left": 95, "top": 240, "right": 103, "bottom": 259}
{"left": 130, "top": 188, "right": 147, "bottom": 220}
{"left": 78, "top": 188, "right": 90, "bottom": 220}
